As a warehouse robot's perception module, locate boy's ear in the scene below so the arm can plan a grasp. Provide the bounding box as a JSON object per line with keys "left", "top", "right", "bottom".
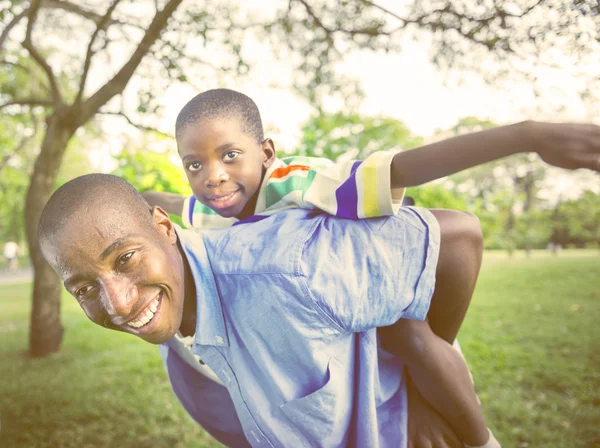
{"left": 151, "top": 206, "right": 177, "bottom": 244}
{"left": 261, "top": 138, "right": 276, "bottom": 169}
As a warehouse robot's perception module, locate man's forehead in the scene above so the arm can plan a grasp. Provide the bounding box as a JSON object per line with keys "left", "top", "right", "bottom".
{"left": 50, "top": 225, "right": 147, "bottom": 281}
{"left": 54, "top": 214, "right": 140, "bottom": 258}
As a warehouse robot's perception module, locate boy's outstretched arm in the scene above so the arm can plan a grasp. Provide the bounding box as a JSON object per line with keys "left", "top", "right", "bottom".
{"left": 142, "top": 190, "right": 186, "bottom": 216}
{"left": 391, "top": 121, "right": 600, "bottom": 188}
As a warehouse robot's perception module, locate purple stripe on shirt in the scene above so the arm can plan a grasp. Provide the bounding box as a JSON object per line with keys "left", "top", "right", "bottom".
{"left": 335, "top": 161, "right": 362, "bottom": 219}
{"left": 232, "top": 214, "right": 269, "bottom": 226}
{"left": 188, "top": 196, "right": 196, "bottom": 227}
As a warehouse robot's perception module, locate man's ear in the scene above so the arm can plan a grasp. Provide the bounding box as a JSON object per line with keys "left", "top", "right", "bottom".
{"left": 152, "top": 206, "right": 177, "bottom": 243}
{"left": 261, "top": 138, "right": 276, "bottom": 169}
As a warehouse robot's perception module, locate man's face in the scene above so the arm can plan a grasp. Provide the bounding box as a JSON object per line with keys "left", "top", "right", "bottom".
{"left": 42, "top": 208, "right": 187, "bottom": 344}
{"left": 177, "top": 117, "right": 275, "bottom": 219}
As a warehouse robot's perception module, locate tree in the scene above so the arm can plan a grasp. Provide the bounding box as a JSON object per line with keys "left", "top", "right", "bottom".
{"left": 551, "top": 191, "right": 600, "bottom": 248}
{"left": 112, "top": 146, "right": 190, "bottom": 197}
{"left": 2, "top": 0, "right": 185, "bottom": 356}
{"left": 1, "top": 0, "right": 595, "bottom": 356}
{"left": 294, "top": 112, "right": 424, "bottom": 160}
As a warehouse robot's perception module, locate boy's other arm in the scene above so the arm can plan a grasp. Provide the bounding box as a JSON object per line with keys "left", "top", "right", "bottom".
{"left": 142, "top": 191, "right": 187, "bottom": 216}
{"left": 391, "top": 121, "right": 600, "bottom": 188}
{"left": 405, "top": 370, "right": 462, "bottom": 448}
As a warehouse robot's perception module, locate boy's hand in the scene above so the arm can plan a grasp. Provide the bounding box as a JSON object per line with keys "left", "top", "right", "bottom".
{"left": 141, "top": 190, "right": 186, "bottom": 216}
{"left": 406, "top": 373, "right": 462, "bottom": 448}
{"left": 530, "top": 122, "right": 600, "bottom": 171}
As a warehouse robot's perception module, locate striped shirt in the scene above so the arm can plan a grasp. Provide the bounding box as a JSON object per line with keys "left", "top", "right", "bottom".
{"left": 182, "top": 151, "right": 405, "bottom": 229}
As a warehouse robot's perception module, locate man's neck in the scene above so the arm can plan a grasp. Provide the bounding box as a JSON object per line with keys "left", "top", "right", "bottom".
{"left": 178, "top": 240, "right": 197, "bottom": 337}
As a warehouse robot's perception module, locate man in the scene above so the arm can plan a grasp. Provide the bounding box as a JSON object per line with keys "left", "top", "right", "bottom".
{"left": 39, "top": 174, "right": 489, "bottom": 447}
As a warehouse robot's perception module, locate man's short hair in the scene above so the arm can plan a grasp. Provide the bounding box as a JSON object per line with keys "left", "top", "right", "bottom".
{"left": 38, "top": 174, "right": 153, "bottom": 245}
{"left": 175, "top": 88, "right": 264, "bottom": 143}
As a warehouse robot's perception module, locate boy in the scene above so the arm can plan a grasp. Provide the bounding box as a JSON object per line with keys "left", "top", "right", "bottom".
{"left": 145, "top": 89, "right": 598, "bottom": 445}
{"left": 146, "top": 89, "right": 493, "bottom": 446}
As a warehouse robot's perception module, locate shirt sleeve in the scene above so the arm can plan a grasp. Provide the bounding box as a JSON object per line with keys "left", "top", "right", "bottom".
{"left": 261, "top": 152, "right": 404, "bottom": 219}
{"left": 182, "top": 195, "right": 238, "bottom": 229}
{"left": 181, "top": 196, "right": 194, "bottom": 229}
{"left": 300, "top": 206, "right": 440, "bottom": 333}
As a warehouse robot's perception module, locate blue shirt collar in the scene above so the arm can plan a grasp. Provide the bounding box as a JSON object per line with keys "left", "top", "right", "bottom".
{"left": 174, "top": 226, "right": 230, "bottom": 348}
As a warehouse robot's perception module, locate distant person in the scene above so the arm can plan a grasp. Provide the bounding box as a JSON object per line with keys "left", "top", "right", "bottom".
{"left": 547, "top": 242, "right": 563, "bottom": 256}
{"left": 3, "top": 241, "right": 20, "bottom": 272}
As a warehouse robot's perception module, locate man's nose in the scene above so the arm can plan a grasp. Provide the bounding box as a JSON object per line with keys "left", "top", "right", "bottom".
{"left": 205, "top": 163, "right": 229, "bottom": 187}
{"left": 100, "top": 275, "right": 138, "bottom": 319}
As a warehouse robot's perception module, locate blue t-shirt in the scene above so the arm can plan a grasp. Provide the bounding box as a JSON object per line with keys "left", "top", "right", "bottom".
{"left": 159, "top": 206, "right": 440, "bottom": 447}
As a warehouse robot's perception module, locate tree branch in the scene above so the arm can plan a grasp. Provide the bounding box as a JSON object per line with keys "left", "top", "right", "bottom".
{"left": 0, "top": 8, "right": 29, "bottom": 54}
{"left": 43, "top": 0, "right": 106, "bottom": 22}
{"left": 0, "top": 98, "right": 54, "bottom": 110}
{"left": 357, "top": 0, "right": 407, "bottom": 25}
{"left": 0, "top": 59, "right": 31, "bottom": 74}
{"left": 42, "top": 0, "right": 116, "bottom": 25}
{"left": 75, "top": 0, "right": 124, "bottom": 105}
{"left": 80, "top": 0, "right": 183, "bottom": 124}
{"left": 22, "top": 0, "right": 63, "bottom": 105}
{"left": 0, "top": 59, "right": 52, "bottom": 94}
{"left": 358, "top": 0, "right": 545, "bottom": 53}
{"left": 97, "top": 110, "right": 172, "bottom": 138}
{"left": 296, "top": 0, "right": 395, "bottom": 38}
{"left": 42, "top": 0, "right": 146, "bottom": 31}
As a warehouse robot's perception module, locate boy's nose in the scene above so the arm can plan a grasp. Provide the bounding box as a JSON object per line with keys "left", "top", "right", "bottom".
{"left": 205, "top": 164, "right": 229, "bottom": 187}
{"left": 100, "top": 276, "right": 138, "bottom": 320}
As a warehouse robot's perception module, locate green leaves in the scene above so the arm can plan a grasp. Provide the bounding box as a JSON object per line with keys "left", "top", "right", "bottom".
{"left": 294, "top": 111, "right": 424, "bottom": 161}
{"left": 112, "top": 147, "right": 190, "bottom": 196}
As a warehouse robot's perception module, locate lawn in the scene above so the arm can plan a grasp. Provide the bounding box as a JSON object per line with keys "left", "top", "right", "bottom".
{"left": 0, "top": 250, "right": 598, "bottom": 447}
{"left": 0, "top": 283, "right": 221, "bottom": 448}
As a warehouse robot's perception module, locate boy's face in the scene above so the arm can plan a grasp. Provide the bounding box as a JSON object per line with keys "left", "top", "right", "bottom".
{"left": 41, "top": 207, "right": 188, "bottom": 345}
{"left": 177, "top": 117, "right": 275, "bottom": 219}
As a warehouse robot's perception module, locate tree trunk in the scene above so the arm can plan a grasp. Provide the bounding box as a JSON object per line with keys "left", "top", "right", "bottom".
{"left": 26, "top": 114, "right": 76, "bottom": 357}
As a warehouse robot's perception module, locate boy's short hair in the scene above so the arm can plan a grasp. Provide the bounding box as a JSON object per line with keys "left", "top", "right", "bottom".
{"left": 38, "top": 174, "right": 153, "bottom": 245}
{"left": 175, "top": 88, "right": 264, "bottom": 143}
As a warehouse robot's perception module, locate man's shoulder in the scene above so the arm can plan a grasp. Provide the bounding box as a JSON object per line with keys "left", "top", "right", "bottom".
{"left": 209, "top": 209, "right": 324, "bottom": 275}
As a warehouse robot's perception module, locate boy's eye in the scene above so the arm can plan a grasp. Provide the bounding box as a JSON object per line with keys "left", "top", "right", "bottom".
{"left": 118, "top": 251, "right": 134, "bottom": 268}
{"left": 223, "top": 151, "right": 239, "bottom": 162}
{"left": 186, "top": 162, "right": 202, "bottom": 172}
{"left": 75, "top": 285, "right": 94, "bottom": 299}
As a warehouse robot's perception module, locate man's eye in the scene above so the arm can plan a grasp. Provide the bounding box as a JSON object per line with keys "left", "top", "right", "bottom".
{"left": 186, "top": 162, "right": 202, "bottom": 172}
{"left": 223, "top": 151, "right": 239, "bottom": 162}
{"left": 118, "top": 252, "right": 134, "bottom": 268}
{"left": 75, "top": 285, "right": 94, "bottom": 298}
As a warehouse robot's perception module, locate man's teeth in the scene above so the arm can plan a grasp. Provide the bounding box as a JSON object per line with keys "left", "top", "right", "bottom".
{"left": 127, "top": 295, "right": 161, "bottom": 328}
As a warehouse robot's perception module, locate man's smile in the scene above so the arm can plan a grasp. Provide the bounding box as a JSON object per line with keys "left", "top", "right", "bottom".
{"left": 125, "top": 291, "right": 163, "bottom": 330}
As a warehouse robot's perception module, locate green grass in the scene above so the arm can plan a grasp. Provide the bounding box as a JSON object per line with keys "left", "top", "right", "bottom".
{"left": 462, "top": 250, "right": 600, "bottom": 447}
{"left": 0, "top": 283, "right": 222, "bottom": 448}
{"left": 0, "top": 250, "right": 598, "bottom": 447}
